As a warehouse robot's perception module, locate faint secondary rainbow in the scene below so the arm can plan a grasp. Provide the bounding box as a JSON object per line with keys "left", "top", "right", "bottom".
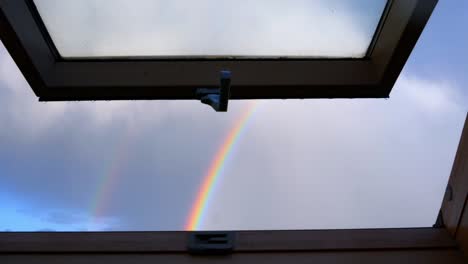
{"left": 185, "top": 102, "right": 259, "bottom": 231}
{"left": 89, "top": 127, "right": 134, "bottom": 229}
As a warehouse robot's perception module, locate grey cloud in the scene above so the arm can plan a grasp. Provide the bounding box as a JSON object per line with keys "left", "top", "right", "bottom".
{"left": 0, "top": 44, "right": 244, "bottom": 230}
{"left": 202, "top": 80, "right": 466, "bottom": 230}
{"left": 2, "top": 53, "right": 465, "bottom": 231}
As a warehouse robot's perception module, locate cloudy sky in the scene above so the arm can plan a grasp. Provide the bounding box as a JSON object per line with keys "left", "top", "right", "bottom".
{"left": 0, "top": 0, "right": 467, "bottom": 231}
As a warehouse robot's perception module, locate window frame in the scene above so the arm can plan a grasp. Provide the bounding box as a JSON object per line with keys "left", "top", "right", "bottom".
{"left": 0, "top": 0, "right": 437, "bottom": 101}
{"left": 0, "top": 228, "right": 458, "bottom": 253}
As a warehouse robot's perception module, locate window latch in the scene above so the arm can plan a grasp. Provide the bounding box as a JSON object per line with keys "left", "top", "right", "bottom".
{"left": 188, "top": 231, "right": 235, "bottom": 255}
{"left": 196, "top": 71, "right": 231, "bottom": 112}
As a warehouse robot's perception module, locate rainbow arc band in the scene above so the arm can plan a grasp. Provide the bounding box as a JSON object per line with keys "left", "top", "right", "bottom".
{"left": 185, "top": 102, "right": 258, "bottom": 231}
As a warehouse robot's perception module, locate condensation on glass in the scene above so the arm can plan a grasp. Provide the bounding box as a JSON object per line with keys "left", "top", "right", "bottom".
{"left": 32, "top": 0, "right": 388, "bottom": 59}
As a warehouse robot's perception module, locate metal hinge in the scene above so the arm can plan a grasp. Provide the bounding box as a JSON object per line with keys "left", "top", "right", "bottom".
{"left": 196, "top": 71, "right": 232, "bottom": 112}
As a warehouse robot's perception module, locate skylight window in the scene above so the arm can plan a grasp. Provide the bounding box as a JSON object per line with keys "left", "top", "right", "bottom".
{"left": 0, "top": 0, "right": 437, "bottom": 102}
{"left": 32, "top": 0, "right": 387, "bottom": 59}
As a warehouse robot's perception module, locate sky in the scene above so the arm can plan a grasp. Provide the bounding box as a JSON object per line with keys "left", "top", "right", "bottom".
{"left": 0, "top": 0, "right": 467, "bottom": 231}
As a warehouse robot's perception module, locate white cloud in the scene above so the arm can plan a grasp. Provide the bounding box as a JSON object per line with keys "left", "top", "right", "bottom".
{"left": 400, "top": 76, "right": 463, "bottom": 114}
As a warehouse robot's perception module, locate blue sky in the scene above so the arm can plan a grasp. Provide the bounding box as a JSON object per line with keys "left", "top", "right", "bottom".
{"left": 0, "top": 0, "right": 467, "bottom": 231}
{"left": 404, "top": 1, "right": 468, "bottom": 89}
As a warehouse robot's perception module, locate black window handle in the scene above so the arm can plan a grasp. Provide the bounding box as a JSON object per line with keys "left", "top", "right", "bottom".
{"left": 188, "top": 232, "right": 235, "bottom": 255}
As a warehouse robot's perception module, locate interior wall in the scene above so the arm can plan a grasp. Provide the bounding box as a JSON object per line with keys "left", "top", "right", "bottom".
{"left": 2, "top": 250, "right": 466, "bottom": 264}
{"left": 441, "top": 114, "right": 468, "bottom": 257}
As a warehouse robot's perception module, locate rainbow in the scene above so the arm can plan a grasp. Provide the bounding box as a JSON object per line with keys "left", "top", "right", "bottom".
{"left": 89, "top": 127, "right": 134, "bottom": 230}
{"left": 185, "top": 102, "right": 258, "bottom": 231}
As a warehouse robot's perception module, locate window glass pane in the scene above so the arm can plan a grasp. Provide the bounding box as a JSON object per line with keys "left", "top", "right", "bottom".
{"left": 32, "top": 0, "right": 387, "bottom": 58}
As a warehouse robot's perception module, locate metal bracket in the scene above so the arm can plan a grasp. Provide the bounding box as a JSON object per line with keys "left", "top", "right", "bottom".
{"left": 197, "top": 71, "right": 231, "bottom": 112}
{"left": 188, "top": 231, "right": 235, "bottom": 255}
